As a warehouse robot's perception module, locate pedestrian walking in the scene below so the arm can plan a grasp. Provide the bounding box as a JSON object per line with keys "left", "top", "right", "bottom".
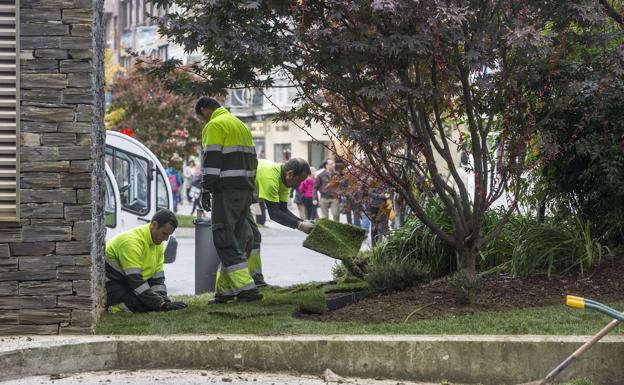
{"left": 184, "top": 159, "right": 200, "bottom": 203}
{"left": 188, "top": 162, "right": 202, "bottom": 216}
{"left": 314, "top": 159, "right": 340, "bottom": 221}
{"left": 165, "top": 162, "right": 182, "bottom": 213}
{"left": 298, "top": 167, "right": 317, "bottom": 220}
{"left": 365, "top": 176, "right": 391, "bottom": 247}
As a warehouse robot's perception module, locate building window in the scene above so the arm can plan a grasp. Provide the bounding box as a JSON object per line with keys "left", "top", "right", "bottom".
{"left": 253, "top": 138, "right": 265, "bottom": 160}
{"left": 274, "top": 143, "right": 291, "bottom": 163}
{"left": 308, "top": 141, "right": 330, "bottom": 169}
{"left": 158, "top": 45, "right": 168, "bottom": 61}
{"left": 0, "top": 0, "right": 19, "bottom": 221}
{"left": 125, "top": 0, "right": 132, "bottom": 29}
{"left": 137, "top": 0, "right": 144, "bottom": 26}
{"left": 274, "top": 123, "right": 289, "bottom": 132}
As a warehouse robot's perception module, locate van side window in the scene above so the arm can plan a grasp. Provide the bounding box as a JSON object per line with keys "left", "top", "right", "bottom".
{"left": 104, "top": 173, "right": 117, "bottom": 228}
{"left": 156, "top": 171, "right": 169, "bottom": 211}
{"left": 105, "top": 146, "right": 150, "bottom": 216}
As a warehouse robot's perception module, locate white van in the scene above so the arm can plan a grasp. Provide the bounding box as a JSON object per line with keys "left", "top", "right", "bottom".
{"left": 103, "top": 130, "right": 178, "bottom": 263}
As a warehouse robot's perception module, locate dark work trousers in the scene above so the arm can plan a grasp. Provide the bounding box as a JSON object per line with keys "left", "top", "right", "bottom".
{"left": 212, "top": 190, "right": 259, "bottom": 300}
{"left": 106, "top": 280, "right": 152, "bottom": 313}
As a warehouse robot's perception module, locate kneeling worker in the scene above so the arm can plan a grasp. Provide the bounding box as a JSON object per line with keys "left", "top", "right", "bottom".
{"left": 105, "top": 209, "right": 187, "bottom": 313}
{"left": 248, "top": 158, "right": 315, "bottom": 286}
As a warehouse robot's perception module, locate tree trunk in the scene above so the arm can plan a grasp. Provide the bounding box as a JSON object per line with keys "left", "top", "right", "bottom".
{"left": 456, "top": 245, "right": 477, "bottom": 277}
{"left": 537, "top": 199, "right": 546, "bottom": 223}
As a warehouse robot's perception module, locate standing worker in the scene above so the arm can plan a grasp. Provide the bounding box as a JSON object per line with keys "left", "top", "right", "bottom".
{"left": 247, "top": 158, "right": 316, "bottom": 286}
{"left": 196, "top": 97, "right": 262, "bottom": 303}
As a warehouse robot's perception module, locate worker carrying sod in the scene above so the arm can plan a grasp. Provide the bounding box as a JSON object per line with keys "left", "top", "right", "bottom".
{"left": 105, "top": 209, "right": 187, "bottom": 313}
{"left": 248, "top": 158, "right": 316, "bottom": 286}
{"left": 196, "top": 97, "right": 263, "bottom": 303}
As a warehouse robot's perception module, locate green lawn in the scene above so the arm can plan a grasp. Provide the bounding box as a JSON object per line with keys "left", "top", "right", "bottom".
{"left": 176, "top": 214, "right": 265, "bottom": 229}
{"left": 176, "top": 214, "right": 195, "bottom": 228}
{"left": 96, "top": 283, "right": 624, "bottom": 336}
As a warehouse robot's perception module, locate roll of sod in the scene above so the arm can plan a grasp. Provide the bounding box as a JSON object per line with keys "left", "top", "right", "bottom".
{"left": 302, "top": 219, "right": 367, "bottom": 278}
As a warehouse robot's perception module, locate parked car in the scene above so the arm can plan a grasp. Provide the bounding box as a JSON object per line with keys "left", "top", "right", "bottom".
{"left": 103, "top": 130, "right": 177, "bottom": 263}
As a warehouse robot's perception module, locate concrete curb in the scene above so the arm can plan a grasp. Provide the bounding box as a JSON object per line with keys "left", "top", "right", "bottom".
{"left": 1, "top": 335, "right": 624, "bottom": 384}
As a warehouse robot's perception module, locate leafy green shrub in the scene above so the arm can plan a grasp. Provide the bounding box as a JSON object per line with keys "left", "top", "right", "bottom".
{"left": 478, "top": 208, "right": 523, "bottom": 270}
{"left": 449, "top": 271, "right": 481, "bottom": 305}
{"left": 332, "top": 199, "right": 612, "bottom": 294}
{"left": 510, "top": 219, "right": 611, "bottom": 278}
{"left": 372, "top": 198, "right": 455, "bottom": 278}
{"left": 367, "top": 260, "right": 431, "bottom": 294}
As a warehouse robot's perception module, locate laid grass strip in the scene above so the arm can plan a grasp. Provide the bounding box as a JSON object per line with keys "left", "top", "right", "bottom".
{"left": 303, "top": 219, "right": 367, "bottom": 278}
{"left": 96, "top": 285, "right": 624, "bottom": 336}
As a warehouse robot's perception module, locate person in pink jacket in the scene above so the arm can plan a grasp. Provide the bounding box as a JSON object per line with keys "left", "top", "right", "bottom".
{"left": 298, "top": 167, "right": 317, "bottom": 220}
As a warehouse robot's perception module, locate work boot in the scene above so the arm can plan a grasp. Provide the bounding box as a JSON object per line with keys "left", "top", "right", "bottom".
{"left": 237, "top": 289, "right": 263, "bottom": 302}
{"left": 209, "top": 295, "right": 235, "bottom": 305}
{"left": 253, "top": 275, "right": 269, "bottom": 288}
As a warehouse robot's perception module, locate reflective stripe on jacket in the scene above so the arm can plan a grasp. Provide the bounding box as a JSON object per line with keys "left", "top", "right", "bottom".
{"left": 202, "top": 107, "right": 258, "bottom": 192}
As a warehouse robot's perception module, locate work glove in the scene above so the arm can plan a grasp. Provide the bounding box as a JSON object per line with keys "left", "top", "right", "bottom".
{"left": 297, "top": 220, "right": 315, "bottom": 234}
{"left": 161, "top": 301, "right": 188, "bottom": 312}
{"left": 200, "top": 191, "right": 211, "bottom": 212}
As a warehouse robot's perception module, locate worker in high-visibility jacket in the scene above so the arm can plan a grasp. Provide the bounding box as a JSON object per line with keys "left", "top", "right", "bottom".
{"left": 105, "top": 209, "right": 187, "bottom": 313}
{"left": 196, "top": 97, "right": 262, "bottom": 303}
{"left": 248, "top": 158, "right": 316, "bottom": 285}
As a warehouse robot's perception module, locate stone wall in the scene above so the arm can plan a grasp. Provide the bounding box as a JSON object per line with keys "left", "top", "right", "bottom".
{"left": 0, "top": 0, "right": 104, "bottom": 335}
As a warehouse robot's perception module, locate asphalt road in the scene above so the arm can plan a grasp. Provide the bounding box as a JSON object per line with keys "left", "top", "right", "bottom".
{"left": 164, "top": 203, "right": 343, "bottom": 295}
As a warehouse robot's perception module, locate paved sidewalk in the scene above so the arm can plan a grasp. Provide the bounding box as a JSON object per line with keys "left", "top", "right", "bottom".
{"left": 1, "top": 369, "right": 441, "bottom": 385}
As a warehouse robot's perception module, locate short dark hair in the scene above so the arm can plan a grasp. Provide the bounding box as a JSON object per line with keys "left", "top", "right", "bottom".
{"left": 195, "top": 97, "right": 221, "bottom": 115}
{"left": 152, "top": 209, "right": 178, "bottom": 229}
{"left": 284, "top": 157, "right": 311, "bottom": 178}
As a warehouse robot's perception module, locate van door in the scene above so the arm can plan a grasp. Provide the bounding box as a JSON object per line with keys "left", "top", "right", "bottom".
{"left": 104, "top": 163, "right": 122, "bottom": 240}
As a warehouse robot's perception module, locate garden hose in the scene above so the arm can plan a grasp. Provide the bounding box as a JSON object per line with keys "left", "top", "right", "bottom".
{"left": 519, "top": 296, "right": 623, "bottom": 385}
{"left": 566, "top": 295, "right": 624, "bottom": 322}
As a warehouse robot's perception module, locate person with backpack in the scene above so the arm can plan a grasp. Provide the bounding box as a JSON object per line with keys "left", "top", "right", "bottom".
{"left": 165, "top": 162, "right": 182, "bottom": 213}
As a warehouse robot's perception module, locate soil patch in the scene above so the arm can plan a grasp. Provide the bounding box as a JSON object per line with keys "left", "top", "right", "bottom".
{"left": 315, "top": 258, "right": 624, "bottom": 324}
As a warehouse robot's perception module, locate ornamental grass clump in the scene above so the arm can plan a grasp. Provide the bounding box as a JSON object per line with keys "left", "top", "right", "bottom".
{"left": 303, "top": 218, "right": 367, "bottom": 278}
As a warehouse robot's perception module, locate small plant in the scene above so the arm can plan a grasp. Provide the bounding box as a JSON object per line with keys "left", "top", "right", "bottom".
{"left": 367, "top": 260, "right": 431, "bottom": 294}
{"left": 449, "top": 271, "right": 481, "bottom": 305}
{"left": 332, "top": 251, "right": 371, "bottom": 284}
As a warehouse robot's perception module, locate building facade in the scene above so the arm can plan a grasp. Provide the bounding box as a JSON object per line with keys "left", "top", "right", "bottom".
{"left": 103, "top": 0, "right": 200, "bottom": 71}
{"left": 0, "top": 0, "right": 105, "bottom": 335}
{"left": 102, "top": 0, "right": 338, "bottom": 166}
{"left": 227, "top": 83, "right": 335, "bottom": 168}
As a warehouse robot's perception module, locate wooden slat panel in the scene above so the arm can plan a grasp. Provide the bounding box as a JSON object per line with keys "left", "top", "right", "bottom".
{"left": 0, "top": 0, "right": 17, "bottom": 222}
